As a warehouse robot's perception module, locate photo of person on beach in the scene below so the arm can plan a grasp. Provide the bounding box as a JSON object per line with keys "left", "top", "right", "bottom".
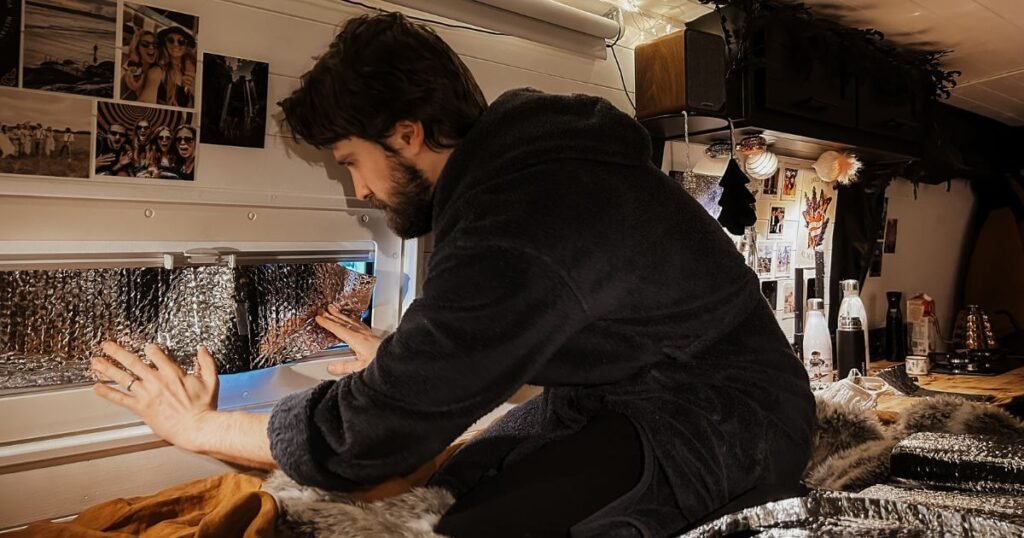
{"left": 22, "top": 0, "right": 116, "bottom": 97}
{"left": 0, "top": 0, "right": 22, "bottom": 87}
{"left": 120, "top": 3, "right": 199, "bottom": 108}
{"left": 96, "top": 101, "right": 196, "bottom": 180}
{"left": 0, "top": 89, "right": 91, "bottom": 177}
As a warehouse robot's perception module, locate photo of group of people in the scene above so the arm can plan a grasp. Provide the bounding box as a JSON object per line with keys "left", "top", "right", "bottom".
{"left": 120, "top": 3, "right": 199, "bottom": 108}
{"left": 23, "top": 0, "right": 117, "bottom": 97}
{"left": 0, "top": 89, "right": 91, "bottom": 177}
{"left": 0, "top": 0, "right": 20, "bottom": 87}
{"left": 0, "top": 0, "right": 272, "bottom": 183}
{"left": 95, "top": 101, "right": 196, "bottom": 180}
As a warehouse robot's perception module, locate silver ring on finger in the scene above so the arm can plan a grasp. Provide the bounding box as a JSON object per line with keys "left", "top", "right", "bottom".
{"left": 126, "top": 378, "right": 136, "bottom": 392}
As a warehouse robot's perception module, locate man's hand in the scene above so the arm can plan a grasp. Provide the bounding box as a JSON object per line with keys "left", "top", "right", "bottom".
{"left": 315, "top": 303, "right": 381, "bottom": 375}
{"left": 95, "top": 153, "right": 115, "bottom": 168}
{"left": 91, "top": 341, "right": 219, "bottom": 453}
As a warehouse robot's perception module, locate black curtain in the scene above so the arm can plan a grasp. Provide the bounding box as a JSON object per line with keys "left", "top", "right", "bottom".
{"left": 827, "top": 167, "right": 893, "bottom": 333}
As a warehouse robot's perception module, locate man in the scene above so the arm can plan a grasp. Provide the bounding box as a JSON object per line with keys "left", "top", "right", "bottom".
{"left": 95, "top": 122, "right": 131, "bottom": 175}
{"left": 60, "top": 128, "right": 74, "bottom": 160}
{"left": 91, "top": 12, "right": 815, "bottom": 537}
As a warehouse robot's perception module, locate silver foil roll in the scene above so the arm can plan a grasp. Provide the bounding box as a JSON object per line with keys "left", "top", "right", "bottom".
{"left": 0, "top": 263, "right": 374, "bottom": 390}
{"left": 890, "top": 432, "right": 1024, "bottom": 495}
{"left": 684, "top": 491, "right": 1024, "bottom": 537}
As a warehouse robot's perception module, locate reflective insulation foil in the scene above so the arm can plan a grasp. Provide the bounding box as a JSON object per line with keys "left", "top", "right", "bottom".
{"left": 858, "top": 484, "right": 1024, "bottom": 527}
{"left": 243, "top": 263, "right": 374, "bottom": 370}
{"left": 890, "top": 432, "right": 1024, "bottom": 495}
{"left": 0, "top": 264, "right": 374, "bottom": 390}
{"left": 683, "top": 491, "right": 1024, "bottom": 537}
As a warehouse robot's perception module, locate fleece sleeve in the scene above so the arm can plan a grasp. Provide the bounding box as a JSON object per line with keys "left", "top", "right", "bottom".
{"left": 267, "top": 244, "right": 591, "bottom": 491}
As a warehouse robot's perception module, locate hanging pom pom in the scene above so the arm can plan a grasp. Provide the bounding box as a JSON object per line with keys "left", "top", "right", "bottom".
{"left": 813, "top": 150, "right": 862, "bottom": 184}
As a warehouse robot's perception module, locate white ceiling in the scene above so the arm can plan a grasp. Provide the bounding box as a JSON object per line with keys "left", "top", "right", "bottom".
{"left": 624, "top": 0, "right": 1024, "bottom": 126}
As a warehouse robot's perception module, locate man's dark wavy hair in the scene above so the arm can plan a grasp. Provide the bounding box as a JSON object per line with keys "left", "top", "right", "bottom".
{"left": 279, "top": 12, "right": 486, "bottom": 151}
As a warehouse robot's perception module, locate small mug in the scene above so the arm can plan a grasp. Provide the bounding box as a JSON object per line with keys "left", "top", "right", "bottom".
{"left": 906, "top": 355, "right": 930, "bottom": 376}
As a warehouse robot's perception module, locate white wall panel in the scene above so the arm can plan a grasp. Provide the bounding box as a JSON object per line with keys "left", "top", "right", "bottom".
{"left": 1, "top": 0, "right": 636, "bottom": 210}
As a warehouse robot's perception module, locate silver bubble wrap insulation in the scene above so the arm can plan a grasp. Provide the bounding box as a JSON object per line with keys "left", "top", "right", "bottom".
{"left": 890, "top": 432, "right": 1024, "bottom": 496}
{"left": 858, "top": 484, "right": 1024, "bottom": 527}
{"left": 684, "top": 490, "right": 1024, "bottom": 537}
{"left": 0, "top": 263, "right": 374, "bottom": 390}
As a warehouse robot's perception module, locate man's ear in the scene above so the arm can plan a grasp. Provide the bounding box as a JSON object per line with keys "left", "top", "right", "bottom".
{"left": 390, "top": 120, "right": 426, "bottom": 156}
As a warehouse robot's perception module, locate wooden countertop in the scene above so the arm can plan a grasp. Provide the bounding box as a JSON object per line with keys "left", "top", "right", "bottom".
{"left": 869, "top": 360, "right": 1024, "bottom": 420}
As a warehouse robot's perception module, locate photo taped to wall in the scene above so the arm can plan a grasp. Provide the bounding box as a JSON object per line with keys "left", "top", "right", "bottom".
{"left": 22, "top": 0, "right": 116, "bottom": 97}
{"left": 780, "top": 167, "right": 798, "bottom": 201}
{"left": 756, "top": 242, "right": 774, "bottom": 277}
{"left": 883, "top": 218, "right": 898, "bottom": 254}
{"left": 0, "top": 0, "right": 21, "bottom": 87}
{"left": 121, "top": 2, "right": 199, "bottom": 108}
{"left": 775, "top": 243, "right": 793, "bottom": 278}
{"left": 869, "top": 241, "right": 884, "bottom": 277}
{"left": 201, "top": 52, "right": 269, "bottom": 148}
{"left": 761, "top": 169, "right": 779, "bottom": 199}
{"left": 96, "top": 101, "right": 196, "bottom": 180}
{"left": 782, "top": 280, "right": 795, "bottom": 318}
{"left": 0, "top": 88, "right": 91, "bottom": 177}
{"left": 761, "top": 280, "right": 778, "bottom": 310}
{"left": 768, "top": 206, "right": 786, "bottom": 237}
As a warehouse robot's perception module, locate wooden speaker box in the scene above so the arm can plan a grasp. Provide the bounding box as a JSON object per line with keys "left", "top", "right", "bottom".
{"left": 635, "top": 29, "right": 727, "bottom": 120}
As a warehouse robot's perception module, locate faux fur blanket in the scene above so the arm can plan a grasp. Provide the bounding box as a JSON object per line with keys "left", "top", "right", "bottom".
{"left": 805, "top": 395, "right": 1024, "bottom": 492}
{"left": 262, "top": 396, "right": 1024, "bottom": 537}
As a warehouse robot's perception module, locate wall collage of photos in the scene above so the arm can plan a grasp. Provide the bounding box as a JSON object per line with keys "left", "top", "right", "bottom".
{"left": 675, "top": 160, "right": 838, "bottom": 331}
{"left": 0, "top": 0, "right": 270, "bottom": 182}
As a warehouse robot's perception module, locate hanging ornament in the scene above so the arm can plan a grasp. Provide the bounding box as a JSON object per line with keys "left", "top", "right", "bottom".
{"left": 717, "top": 120, "right": 757, "bottom": 235}
{"left": 812, "top": 150, "right": 863, "bottom": 184}
{"left": 674, "top": 110, "right": 698, "bottom": 191}
{"left": 737, "top": 135, "right": 779, "bottom": 180}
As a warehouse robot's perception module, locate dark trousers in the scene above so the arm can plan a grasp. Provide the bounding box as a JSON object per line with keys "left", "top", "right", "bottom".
{"left": 434, "top": 415, "right": 643, "bottom": 538}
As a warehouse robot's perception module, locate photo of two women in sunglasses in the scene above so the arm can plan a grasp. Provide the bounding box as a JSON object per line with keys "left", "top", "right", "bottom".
{"left": 120, "top": 3, "right": 198, "bottom": 109}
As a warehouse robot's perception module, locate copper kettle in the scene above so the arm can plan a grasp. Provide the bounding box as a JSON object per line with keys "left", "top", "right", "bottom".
{"left": 952, "top": 305, "right": 998, "bottom": 351}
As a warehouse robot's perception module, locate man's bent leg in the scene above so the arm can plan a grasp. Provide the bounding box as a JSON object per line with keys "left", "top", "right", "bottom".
{"left": 435, "top": 414, "right": 643, "bottom": 538}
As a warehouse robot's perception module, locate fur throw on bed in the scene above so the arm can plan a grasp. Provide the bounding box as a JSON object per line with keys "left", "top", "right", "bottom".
{"left": 262, "top": 471, "right": 454, "bottom": 538}
{"left": 262, "top": 396, "right": 1024, "bottom": 536}
{"left": 804, "top": 395, "right": 1024, "bottom": 492}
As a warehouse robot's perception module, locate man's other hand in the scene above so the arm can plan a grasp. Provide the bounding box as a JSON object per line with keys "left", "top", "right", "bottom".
{"left": 315, "top": 304, "right": 381, "bottom": 375}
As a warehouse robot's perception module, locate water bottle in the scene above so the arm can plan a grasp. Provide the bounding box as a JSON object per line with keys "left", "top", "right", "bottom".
{"left": 803, "top": 299, "right": 833, "bottom": 389}
{"left": 885, "top": 291, "right": 907, "bottom": 361}
{"left": 837, "top": 279, "right": 870, "bottom": 376}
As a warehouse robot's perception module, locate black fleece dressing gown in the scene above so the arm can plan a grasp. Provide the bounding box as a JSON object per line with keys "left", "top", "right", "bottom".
{"left": 268, "top": 89, "right": 816, "bottom": 536}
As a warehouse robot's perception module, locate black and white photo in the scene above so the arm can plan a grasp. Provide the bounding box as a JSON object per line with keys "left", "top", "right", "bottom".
{"left": 0, "top": 88, "right": 91, "bottom": 177}
{"left": 96, "top": 101, "right": 196, "bottom": 180}
{"left": 200, "top": 52, "right": 269, "bottom": 148}
{"left": 120, "top": 3, "right": 199, "bottom": 108}
{"left": 0, "top": 0, "right": 21, "bottom": 87}
{"left": 23, "top": 0, "right": 116, "bottom": 97}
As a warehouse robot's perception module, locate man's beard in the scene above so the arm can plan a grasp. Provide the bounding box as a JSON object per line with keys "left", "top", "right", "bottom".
{"left": 370, "top": 153, "right": 434, "bottom": 239}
